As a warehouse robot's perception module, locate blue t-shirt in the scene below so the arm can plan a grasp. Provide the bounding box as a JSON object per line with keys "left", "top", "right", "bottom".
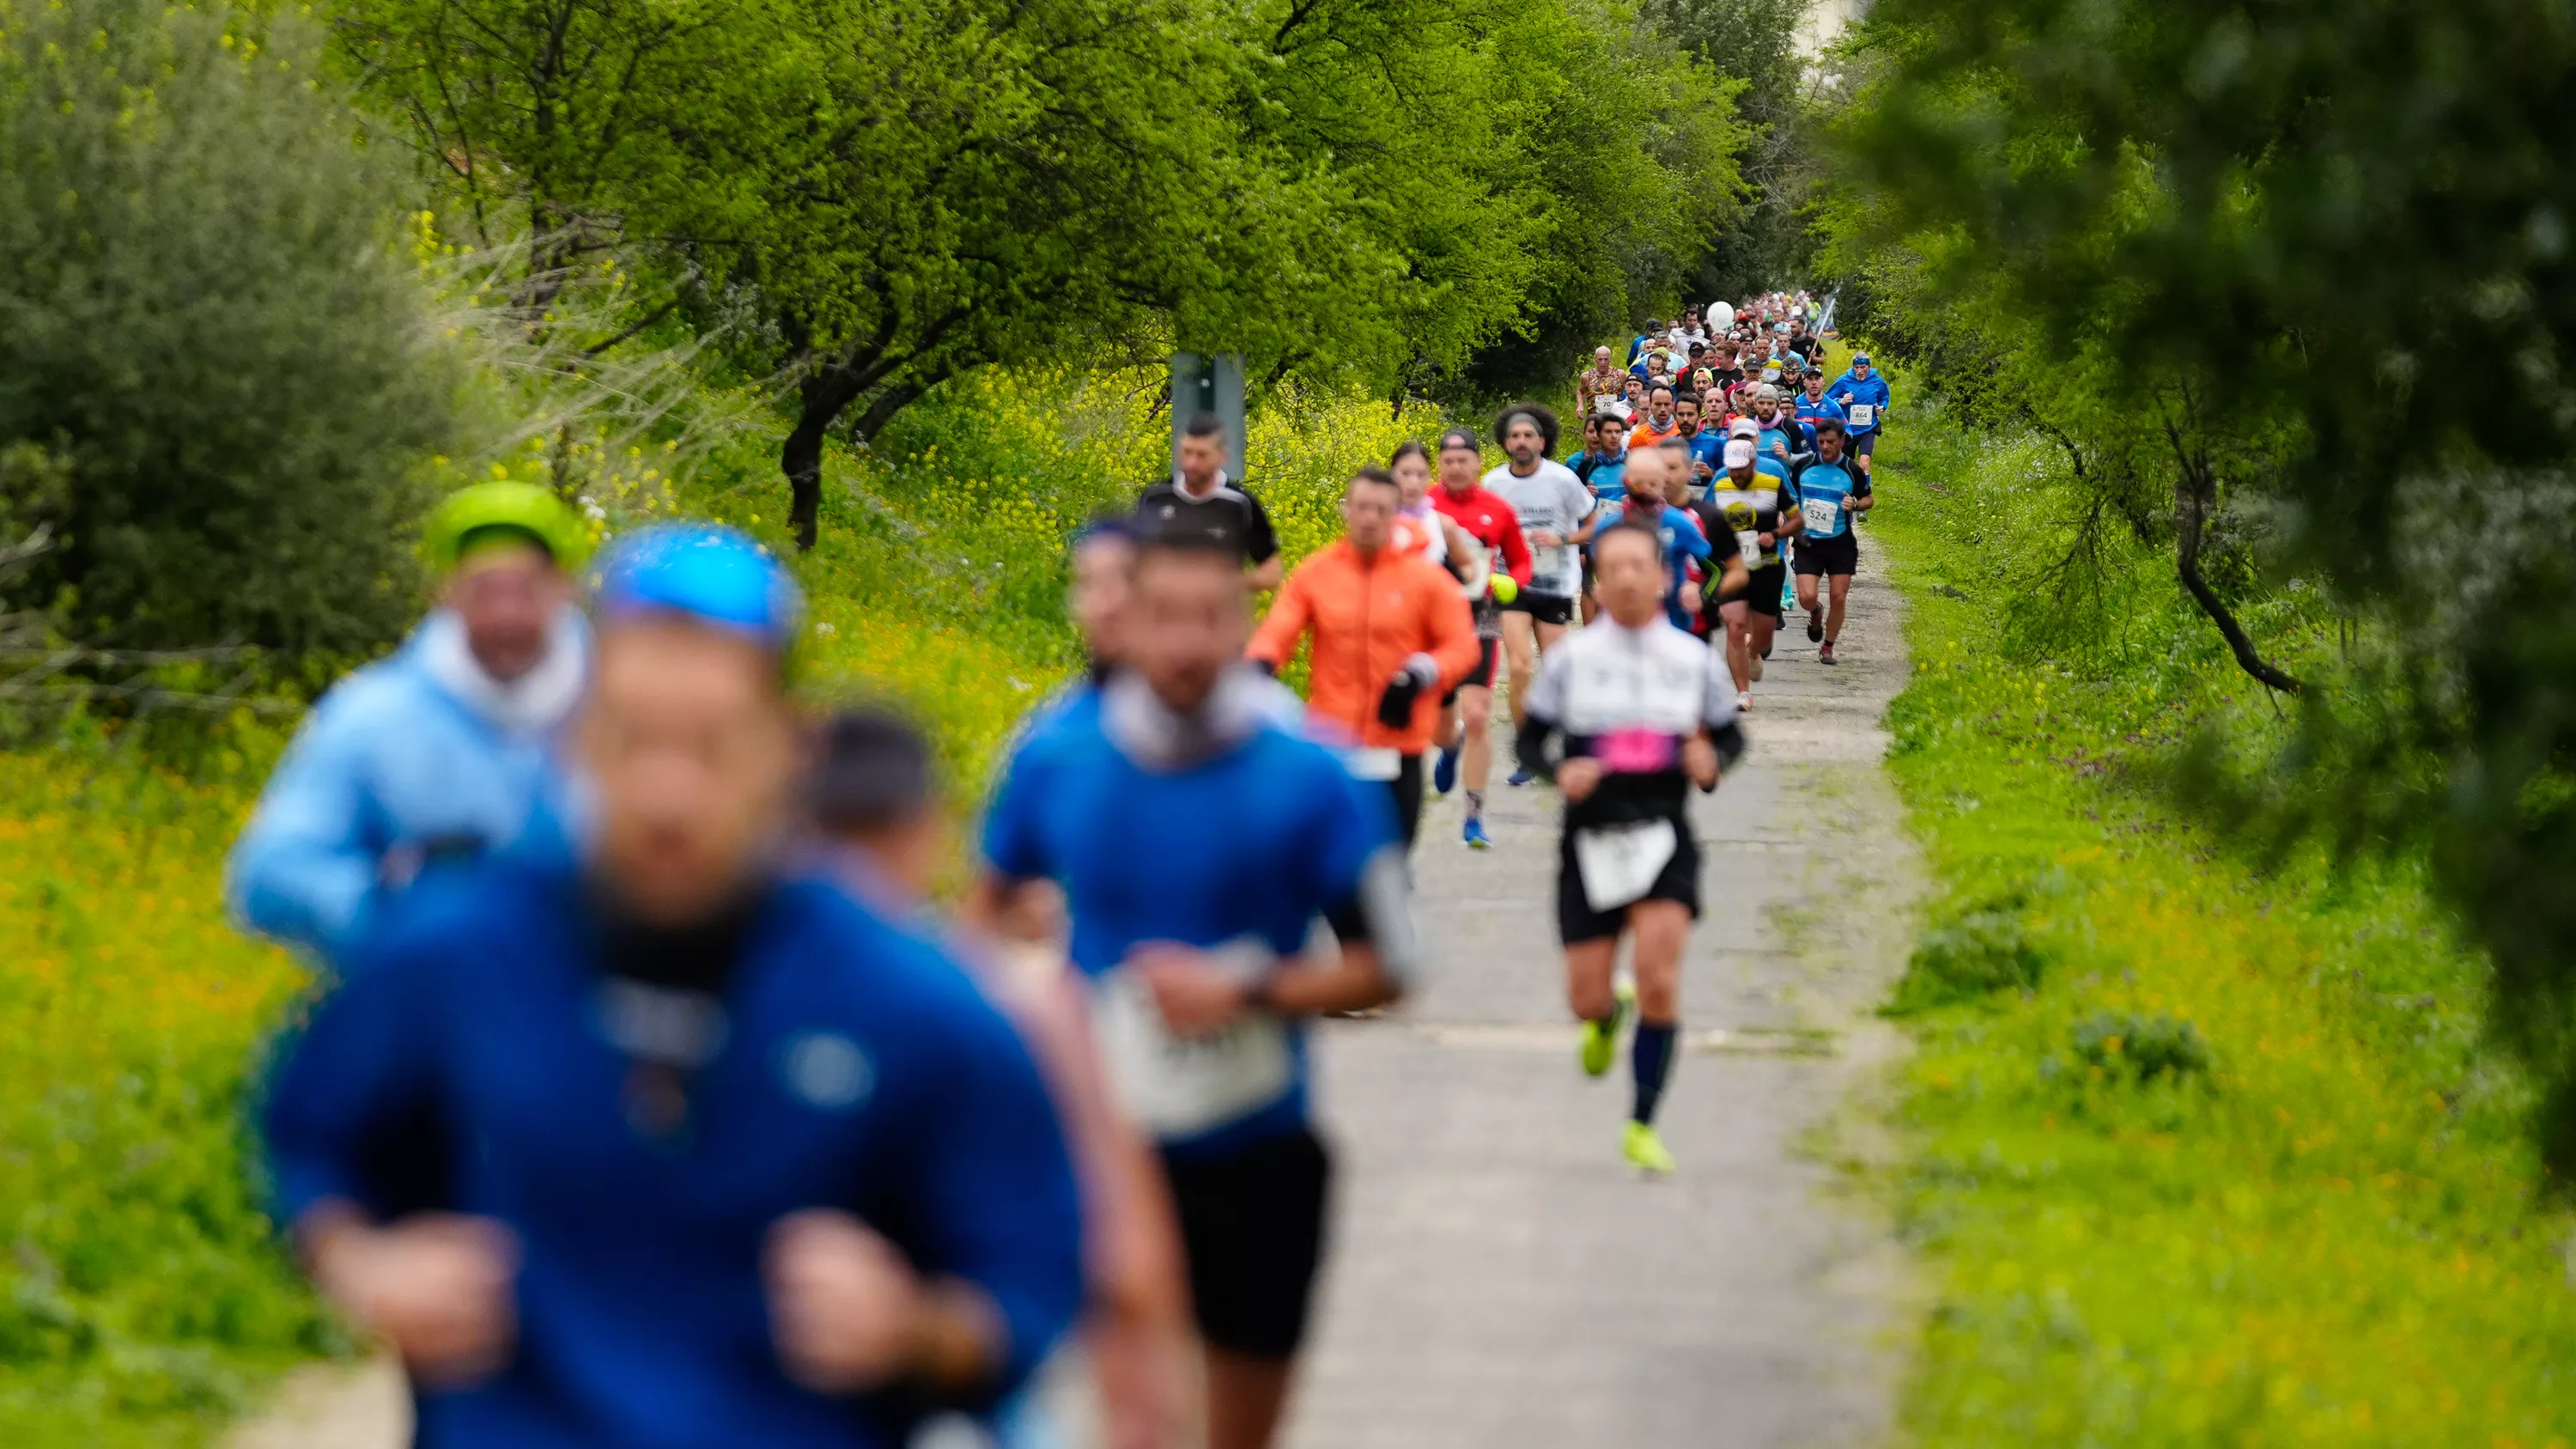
{"left": 981, "top": 690, "right": 1397, "bottom": 1155}
{"left": 1593, "top": 502, "right": 1713, "bottom": 629}
{"left": 1682, "top": 431, "right": 1724, "bottom": 484}
{"left": 263, "top": 867, "right": 1084, "bottom": 1449}
{"left": 1583, "top": 450, "right": 1631, "bottom": 505}
{"left": 1791, "top": 457, "right": 1869, "bottom": 540}
{"left": 1793, "top": 393, "right": 1847, "bottom": 432}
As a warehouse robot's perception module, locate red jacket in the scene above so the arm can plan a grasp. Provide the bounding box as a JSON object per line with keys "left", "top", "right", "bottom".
{"left": 1246, "top": 539, "right": 1481, "bottom": 754}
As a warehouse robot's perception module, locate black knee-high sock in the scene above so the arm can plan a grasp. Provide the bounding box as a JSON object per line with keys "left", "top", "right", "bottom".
{"left": 1631, "top": 1020, "right": 1678, "bottom": 1125}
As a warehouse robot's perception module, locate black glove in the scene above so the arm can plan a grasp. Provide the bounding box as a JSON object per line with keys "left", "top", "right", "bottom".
{"left": 1376, "top": 654, "right": 1439, "bottom": 728}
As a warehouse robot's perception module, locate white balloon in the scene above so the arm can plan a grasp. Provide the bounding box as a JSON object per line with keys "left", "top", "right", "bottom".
{"left": 1707, "top": 301, "right": 1735, "bottom": 330}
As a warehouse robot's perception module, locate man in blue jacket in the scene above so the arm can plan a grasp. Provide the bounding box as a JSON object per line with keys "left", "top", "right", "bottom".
{"left": 228, "top": 482, "right": 593, "bottom": 965}
{"left": 261, "top": 526, "right": 1086, "bottom": 1449}
{"left": 1825, "top": 353, "right": 1893, "bottom": 485}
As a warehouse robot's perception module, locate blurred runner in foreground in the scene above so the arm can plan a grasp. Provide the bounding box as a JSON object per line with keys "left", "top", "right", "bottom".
{"left": 262, "top": 525, "right": 1084, "bottom": 1449}
{"left": 228, "top": 482, "right": 591, "bottom": 963}
{"left": 974, "top": 518, "right": 1419, "bottom": 1449}
{"left": 814, "top": 707, "right": 1188, "bottom": 1449}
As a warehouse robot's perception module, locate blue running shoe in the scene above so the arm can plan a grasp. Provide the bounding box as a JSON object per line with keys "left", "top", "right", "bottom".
{"left": 1432, "top": 747, "right": 1458, "bottom": 795}
{"left": 1506, "top": 767, "right": 1534, "bottom": 787}
{"left": 1463, "top": 817, "right": 1493, "bottom": 850}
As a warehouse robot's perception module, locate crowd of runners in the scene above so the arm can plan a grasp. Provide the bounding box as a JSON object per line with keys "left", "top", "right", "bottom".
{"left": 222, "top": 289, "right": 1886, "bottom": 1449}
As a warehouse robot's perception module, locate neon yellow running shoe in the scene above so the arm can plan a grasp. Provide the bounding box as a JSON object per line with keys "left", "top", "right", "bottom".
{"left": 1580, "top": 981, "right": 1634, "bottom": 1078}
{"left": 1623, "top": 1121, "right": 1676, "bottom": 1174}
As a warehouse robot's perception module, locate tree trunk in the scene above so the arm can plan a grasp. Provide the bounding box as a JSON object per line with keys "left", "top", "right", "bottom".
{"left": 783, "top": 367, "right": 863, "bottom": 552}
{"left": 2168, "top": 427, "right": 2301, "bottom": 695}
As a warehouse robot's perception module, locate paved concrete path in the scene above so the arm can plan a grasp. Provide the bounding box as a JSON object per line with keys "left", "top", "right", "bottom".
{"left": 228, "top": 556, "right": 1922, "bottom": 1449}
{"left": 1284, "top": 560, "right": 1923, "bottom": 1449}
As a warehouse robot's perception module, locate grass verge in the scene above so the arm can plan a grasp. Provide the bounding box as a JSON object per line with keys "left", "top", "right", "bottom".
{"left": 1868, "top": 399, "right": 2576, "bottom": 1445}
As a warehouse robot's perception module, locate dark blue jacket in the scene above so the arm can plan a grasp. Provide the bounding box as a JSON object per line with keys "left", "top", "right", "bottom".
{"left": 262, "top": 864, "right": 1084, "bottom": 1449}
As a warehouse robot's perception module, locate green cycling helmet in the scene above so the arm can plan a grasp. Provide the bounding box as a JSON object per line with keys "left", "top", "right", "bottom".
{"left": 425, "top": 480, "right": 591, "bottom": 575}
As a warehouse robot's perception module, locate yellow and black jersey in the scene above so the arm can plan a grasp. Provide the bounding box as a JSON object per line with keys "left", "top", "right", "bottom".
{"left": 1692, "top": 473, "right": 1791, "bottom": 580}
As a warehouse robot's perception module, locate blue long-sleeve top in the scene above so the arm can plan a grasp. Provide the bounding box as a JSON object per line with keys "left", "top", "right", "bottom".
{"left": 227, "top": 609, "right": 587, "bottom": 964}
{"left": 260, "top": 862, "right": 1086, "bottom": 1449}
{"left": 1824, "top": 371, "right": 1893, "bottom": 434}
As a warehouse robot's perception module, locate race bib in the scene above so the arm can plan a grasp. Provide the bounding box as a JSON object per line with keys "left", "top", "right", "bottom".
{"left": 1530, "top": 536, "right": 1575, "bottom": 591}
{"left": 1343, "top": 745, "right": 1403, "bottom": 782}
{"left": 1735, "top": 529, "right": 1761, "bottom": 568}
{"left": 1094, "top": 964, "right": 1295, "bottom": 1139}
{"left": 1573, "top": 819, "right": 1680, "bottom": 914}
{"left": 1804, "top": 497, "right": 1841, "bottom": 535}
{"left": 1847, "top": 404, "right": 1876, "bottom": 428}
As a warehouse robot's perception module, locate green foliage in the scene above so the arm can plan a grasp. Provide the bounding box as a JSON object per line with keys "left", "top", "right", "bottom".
{"left": 1872, "top": 407, "right": 2576, "bottom": 1447}
{"left": 334, "top": 0, "right": 1748, "bottom": 541}
{"left": 0, "top": 0, "right": 462, "bottom": 669}
{"left": 0, "top": 734, "right": 331, "bottom": 1449}
{"left": 1824, "top": 0, "right": 2576, "bottom": 1167}
{"left": 1890, "top": 894, "right": 2046, "bottom": 1014}
{"left": 1643, "top": 0, "right": 1819, "bottom": 296}
{"left": 2067, "top": 1010, "right": 2210, "bottom": 1083}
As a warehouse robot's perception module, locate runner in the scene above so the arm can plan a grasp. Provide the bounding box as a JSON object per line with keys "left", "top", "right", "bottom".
{"left": 1693, "top": 431, "right": 1801, "bottom": 711}
{"left": 814, "top": 709, "right": 1186, "bottom": 1449}
{"left": 1515, "top": 518, "right": 1746, "bottom": 1174}
{"left": 1245, "top": 467, "right": 1485, "bottom": 853}
{"left": 1482, "top": 404, "right": 1584, "bottom": 787}
{"left": 1571, "top": 409, "right": 1631, "bottom": 506}
{"left": 1069, "top": 514, "right": 1139, "bottom": 685}
{"left": 228, "top": 481, "right": 592, "bottom": 964}
{"left": 1675, "top": 391, "right": 1722, "bottom": 492}
{"left": 1825, "top": 352, "right": 1893, "bottom": 487}
{"left": 1388, "top": 439, "right": 1479, "bottom": 570}
{"left": 1749, "top": 387, "right": 1814, "bottom": 477}
{"left": 1790, "top": 418, "right": 1874, "bottom": 665}
{"left": 977, "top": 519, "right": 1420, "bottom": 1449}
{"left": 1577, "top": 346, "right": 1625, "bottom": 417}
{"left": 1794, "top": 366, "right": 1847, "bottom": 441}
{"left": 1139, "top": 412, "right": 1285, "bottom": 593}
{"left": 262, "top": 525, "right": 1087, "bottom": 1449}
{"left": 1590, "top": 446, "right": 1740, "bottom": 634}
{"left": 1421, "top": 429, "right": 1537, "bottom": 845}
{"left": 1627, "top": 384, "right": 1681, "bottom": 450}
{"left": 1474, "top": 417, "right": 1595, "bottom": 831}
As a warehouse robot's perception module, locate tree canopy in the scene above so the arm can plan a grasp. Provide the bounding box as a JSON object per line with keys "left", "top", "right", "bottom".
{"left": 1820, "top": 0, "right": 2576, "bottom": 1167}
{"left": 332, "top": 0, "right": 1753, "bottom": 542}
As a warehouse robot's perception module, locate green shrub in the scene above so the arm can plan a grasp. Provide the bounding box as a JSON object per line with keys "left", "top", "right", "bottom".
{"left": 2068, "top": 1010, "right": 2211, "bottom": 1083}
{"left": 0, "top": 0, "right": 460, "bottom": 675}
{"left": 1889, "top": 896, "right": 2046, "bottom": 1014}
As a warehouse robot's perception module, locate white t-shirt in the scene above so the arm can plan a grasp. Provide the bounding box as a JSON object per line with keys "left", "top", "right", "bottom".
{"left": 1483, "top": 461, "right": 1596, "bottom": 598}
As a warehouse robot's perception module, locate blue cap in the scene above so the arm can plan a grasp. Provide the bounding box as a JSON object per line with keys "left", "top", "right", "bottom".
{"left": 1852, "top": 352, "right": 1872, "bottom": 365}
{"left": 592, "top": 524, "right": 803, "bottom": 653}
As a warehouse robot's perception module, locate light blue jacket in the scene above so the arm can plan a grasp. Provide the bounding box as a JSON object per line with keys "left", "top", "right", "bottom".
{"left": 226, "top": 608, "right": 588, "bottom": 964}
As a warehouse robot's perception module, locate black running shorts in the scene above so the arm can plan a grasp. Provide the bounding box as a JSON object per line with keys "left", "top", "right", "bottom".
{"left": 1745, "top": 563, "right": 1786, "bottom": 619}
{"left": 1501, "top": 590, "right": 1577, "bottom": 626}
{"left": 1850, "top": 431, "right": 1877, "bottom": 458}
{"left": 1160, "top": 1128, "right": 1333, "bottom": 1361}
{"left": 1556, "top": 824, "right": 1702, "bottom": 945}
{"left": 1793, "top": 532, "right": 1859, "bottom": 577}
{"left": 1443, "top": 638, "right": 1498, "bottom": 703}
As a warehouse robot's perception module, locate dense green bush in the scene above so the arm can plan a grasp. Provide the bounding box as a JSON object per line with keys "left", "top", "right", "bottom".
{"left": 0, "top": 0, "right": 460, "bottom": 675}
{"left": 1889, "top": 895, "right": 2047, "bottom": 1014}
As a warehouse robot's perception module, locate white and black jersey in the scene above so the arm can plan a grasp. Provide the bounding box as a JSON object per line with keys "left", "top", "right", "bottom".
{"left": 1515, "top": 617, "right": 1746, "bottom": 831}
{"left": 1137, "top": 473, "right": 1280, "bottom": 566}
